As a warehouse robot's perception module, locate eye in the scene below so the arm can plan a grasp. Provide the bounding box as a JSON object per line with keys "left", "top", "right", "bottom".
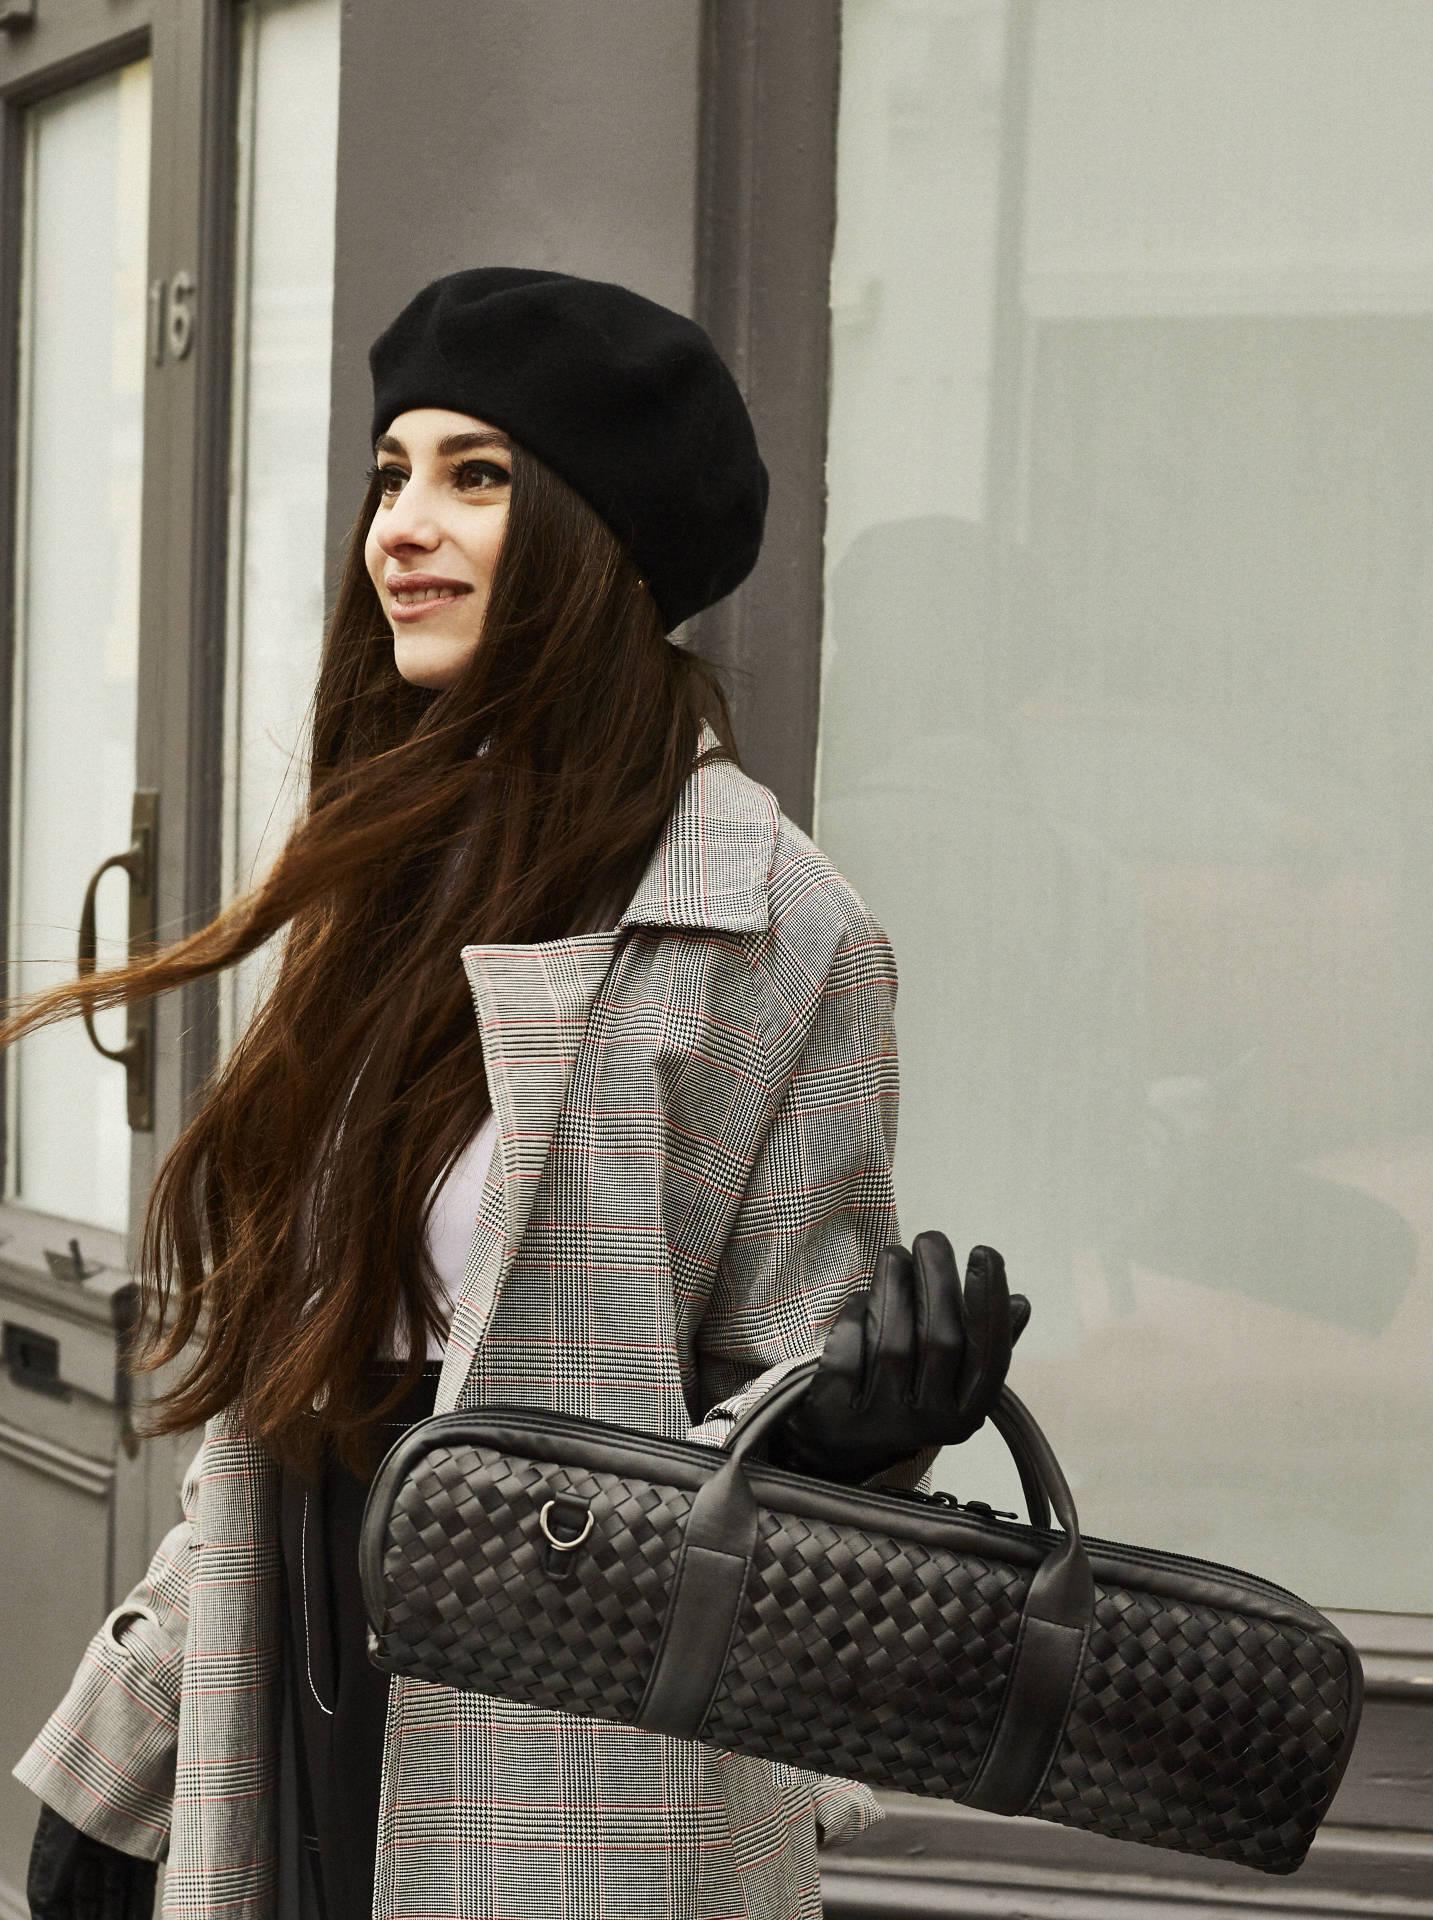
{"left": 366, "top": 459, "right": 509, "bottom": 497}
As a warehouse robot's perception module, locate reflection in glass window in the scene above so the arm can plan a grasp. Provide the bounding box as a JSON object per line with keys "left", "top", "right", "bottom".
{"left": 221, "top": 0, "right": 340, "bottom": 1058}
{"left": 6, "top": 62, "right": 150, "bottom": 1230}
{"left": 818, "top": 0, "right": 1433, "bottom": 1612}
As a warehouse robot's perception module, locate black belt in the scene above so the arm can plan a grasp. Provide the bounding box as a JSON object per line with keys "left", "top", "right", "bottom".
{"left": 278, "top": 1360, "right": 443, "bottom": 1920}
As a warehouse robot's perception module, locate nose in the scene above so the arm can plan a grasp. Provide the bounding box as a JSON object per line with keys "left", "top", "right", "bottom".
{"left": 375, "top": 479, "right": 448, "bottom": 549}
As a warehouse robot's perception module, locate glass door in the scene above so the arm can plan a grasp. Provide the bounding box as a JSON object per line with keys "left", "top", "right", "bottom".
{"left": 0, "top": 9, "right": 164, "bottom": 1896}
{"left": 0, "top": 0, "right": 336, "bottom": 1900}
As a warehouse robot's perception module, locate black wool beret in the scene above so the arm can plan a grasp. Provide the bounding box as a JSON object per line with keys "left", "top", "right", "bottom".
{"left": 368, "top": 266, "right": 769, "bottom": 634}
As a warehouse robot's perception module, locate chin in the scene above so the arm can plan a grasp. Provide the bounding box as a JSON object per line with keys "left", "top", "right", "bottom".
{"left": 397, "top": 669, "right": 459, "bottom": 691}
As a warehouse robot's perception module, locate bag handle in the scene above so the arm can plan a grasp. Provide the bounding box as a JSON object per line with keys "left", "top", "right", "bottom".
{"left": 640, "top": 1358, "right": 1094, "bottom": 1818}
{"left": 724, "top": 1354, "right": 1055, "bottom": 1531}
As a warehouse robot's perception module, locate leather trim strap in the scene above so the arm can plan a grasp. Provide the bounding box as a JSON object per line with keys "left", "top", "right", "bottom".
{"left": 637, "top": 1460, "right": 760, "bottom": 1737}
{"left": 962, "top": 1387, "right": 1096, "bottom": 1815}
{"left": 961, "top": 1607, "right": 1090, "bottom": 1815}
{"left": 638, "top": 1539, "right": 753, "bottom": 1735}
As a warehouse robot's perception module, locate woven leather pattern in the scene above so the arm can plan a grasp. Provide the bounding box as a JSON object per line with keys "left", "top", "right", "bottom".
{"left": 1030, "top": 1584, "right": 1355, "bottom": 1873}
{"left": 379, "top": 1444, "right": 691, "bottom": 1719}
{"left": 371, "top": 1442, "right": 1356, "bottom": 1875}
{"left": 699, "top": 1505, "right": 1027, "bottom": 1798}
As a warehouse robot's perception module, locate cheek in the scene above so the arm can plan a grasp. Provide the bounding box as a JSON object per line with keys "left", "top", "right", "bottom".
{"left": 477, "top": 511, "right": 508, "bottom": 578}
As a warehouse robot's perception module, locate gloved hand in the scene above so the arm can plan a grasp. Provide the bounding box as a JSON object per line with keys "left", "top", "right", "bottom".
{"left": 27, "top": 1802, "right": 158, "bottom": 1920}
{"left": 763, "top": 1231, "right": 1031, "bottom": 1485}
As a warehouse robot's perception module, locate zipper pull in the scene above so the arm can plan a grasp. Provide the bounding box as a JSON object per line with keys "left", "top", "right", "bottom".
{"left": 876, "top": 1486, "right": 1016, "bottom": 1519}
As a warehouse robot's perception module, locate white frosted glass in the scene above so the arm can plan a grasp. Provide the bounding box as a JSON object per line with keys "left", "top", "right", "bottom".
{"left": 6, "top": 64, "right": 150, "bottom": 1230}
{"left": 219, "top": 0, "right": 340, "bottom": 1060}
{"left": 818, "top": 0, "right": 1433, "bottom": 1614}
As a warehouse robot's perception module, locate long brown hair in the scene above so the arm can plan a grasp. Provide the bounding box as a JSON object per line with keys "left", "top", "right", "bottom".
{"left": 0, "top": 445, "right": 739, "bottom": 1480}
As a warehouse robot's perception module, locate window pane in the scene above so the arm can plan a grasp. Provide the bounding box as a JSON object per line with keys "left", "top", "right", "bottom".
{"left": 819, "top": 0, "right": 1433, "bottom": 1613}
{"left": 219, "top": 0, "right": 340, "bottom": 1060}
{"left": 6, "top": 63, "right": 150, "bottom": 1230}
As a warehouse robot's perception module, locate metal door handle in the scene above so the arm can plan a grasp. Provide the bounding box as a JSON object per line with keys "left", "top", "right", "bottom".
{"left": 77, "top": 789, "right": 158, "bottom": 1131}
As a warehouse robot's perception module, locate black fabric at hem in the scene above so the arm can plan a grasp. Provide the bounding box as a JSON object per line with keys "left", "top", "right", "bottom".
{"left": 277, "top": 1360, "right": 443, "bottom": 1920}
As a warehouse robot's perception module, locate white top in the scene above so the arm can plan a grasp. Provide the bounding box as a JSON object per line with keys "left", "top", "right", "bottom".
{"left": 378, "top": 1107, "right": 500, "bottom": 1360}
{"left": 298, "top": 1102, "right": 500, "bottom": 1366}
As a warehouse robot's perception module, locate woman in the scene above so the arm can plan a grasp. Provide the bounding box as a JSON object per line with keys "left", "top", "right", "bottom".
{"left": 12, "top": 267, "right": 1026, "bottom": 1920}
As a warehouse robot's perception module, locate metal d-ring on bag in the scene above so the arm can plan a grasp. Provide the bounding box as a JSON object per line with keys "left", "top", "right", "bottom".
{"left": 356, "top": 1357, "right": 1363, "bottom": 1876}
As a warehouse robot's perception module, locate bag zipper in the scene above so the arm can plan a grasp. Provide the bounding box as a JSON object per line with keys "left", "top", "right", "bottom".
{"left": 364, "top": 1406, "right": 1323, "bottom": 1626}
{"left": 880, "top": 1480, "right": 1310, "bottom": 1609}
{"left": 891, "top": 1489, "right": 1019, "bottom": 1520}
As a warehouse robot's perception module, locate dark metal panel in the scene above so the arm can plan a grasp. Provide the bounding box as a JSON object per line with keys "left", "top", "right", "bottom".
{"left": 326, "top": 0, "right": 703, "bottom": 617}
{"left": 689, "top": 0, "right": 841, "bottom": 829}
{"left": 165, "top": 0, "right": 239, "bottom": 1135}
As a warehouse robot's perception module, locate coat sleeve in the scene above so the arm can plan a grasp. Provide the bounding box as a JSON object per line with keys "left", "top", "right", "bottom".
{"left": 10, "top": 1431, "right": 207, "bottom": 1864}
{"left": 686, "top": 909, "right": 938, "bottom": 1495}
{"left": 684, "top": 907, "right": 941, "bottom": 1853}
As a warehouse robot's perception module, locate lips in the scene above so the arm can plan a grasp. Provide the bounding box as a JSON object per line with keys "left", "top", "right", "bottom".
{"left": 388, "top": 584, "right": 475, "bottom": 625}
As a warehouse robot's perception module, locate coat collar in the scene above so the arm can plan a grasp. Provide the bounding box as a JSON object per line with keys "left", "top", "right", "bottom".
{"left": 615, "top": 718, "right": 776, "bottom": 934}
{"left": 437, "top": 718, "right": 778, "bottom": 1412}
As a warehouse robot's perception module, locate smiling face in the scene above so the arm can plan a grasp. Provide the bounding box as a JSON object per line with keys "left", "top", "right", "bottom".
{"left": 365, "top": 408, "right": 513, "bottom": 690}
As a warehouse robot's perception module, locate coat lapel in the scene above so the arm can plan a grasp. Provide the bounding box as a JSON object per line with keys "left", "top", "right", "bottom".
{"left": 434, "top": 719, "right": 777, "bottom": 1414}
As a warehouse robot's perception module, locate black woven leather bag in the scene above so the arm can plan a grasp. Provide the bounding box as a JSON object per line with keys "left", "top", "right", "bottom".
{"left": 358, "top": 1356, "right": 1363, "bottom": 1876}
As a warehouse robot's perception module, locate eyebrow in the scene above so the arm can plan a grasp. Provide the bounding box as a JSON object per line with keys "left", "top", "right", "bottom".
{"left": 373, "top": 428, "right": 513, "bottom": 458}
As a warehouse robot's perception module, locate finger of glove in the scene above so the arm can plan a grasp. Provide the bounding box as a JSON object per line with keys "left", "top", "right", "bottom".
{"left": 807, "top": 1284, "right": 869, "bottom": 1408}
{"left": 849, "top": 1244, "right": 919, "bottom": 1419}
{"left": 1011, "top": 1292, "right": 1032, "bottom": 1343}
{"left": 785, "top": 1284, "right": 870, "bottom": 1451}
{"left": 953, "top": 1244, "right": 1014, "bottom": 1427}
{"left": 909, "top": 1229, "right": 967, "bottom": 1415}
{"left": 772, "top": 1289, "right": 904, "bottom": 1481}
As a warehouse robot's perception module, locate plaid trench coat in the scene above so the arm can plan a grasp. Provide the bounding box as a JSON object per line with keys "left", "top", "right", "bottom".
{"left": 13, "top": 719, "right": 940, "bottom": 1918}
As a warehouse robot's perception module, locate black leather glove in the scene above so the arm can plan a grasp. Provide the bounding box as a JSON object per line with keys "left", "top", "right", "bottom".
{"left": 764, "top": 1231, "right": 1031, "bottom": 1485}
{"left": 27, "top": 1803, "right": 158, "bottom": 1920}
